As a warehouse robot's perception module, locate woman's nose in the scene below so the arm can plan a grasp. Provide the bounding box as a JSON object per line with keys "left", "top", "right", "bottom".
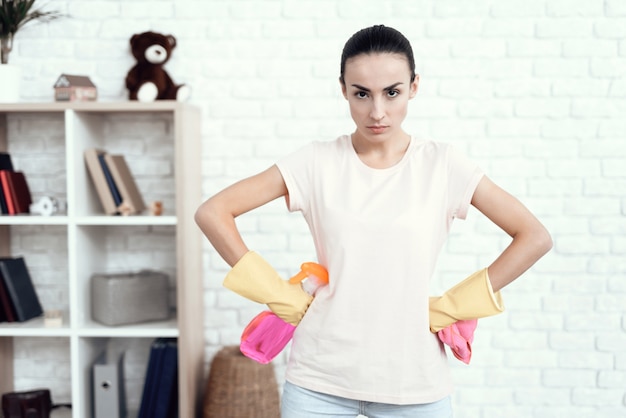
{"left": 369, "top": 99, "right": 384, "bottom": 121}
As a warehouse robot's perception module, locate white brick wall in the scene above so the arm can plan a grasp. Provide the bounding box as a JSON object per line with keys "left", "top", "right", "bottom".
{"left": 7, "top": 0, "right": 625, "bottom": 416}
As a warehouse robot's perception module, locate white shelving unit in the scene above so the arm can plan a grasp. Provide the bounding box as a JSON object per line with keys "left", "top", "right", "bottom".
{"left": 0, "top": 102, "right": 204, "bottom": 418}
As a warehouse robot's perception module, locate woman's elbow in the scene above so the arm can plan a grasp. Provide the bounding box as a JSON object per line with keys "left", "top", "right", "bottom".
{"left": 194, "top": 198, "right": 220, "bottom": 230}
{"left": 535, "top": 225, "right": 553, "bottom": 258}
{"left": 194, "top": 201, "right": 207, "bottom": 227}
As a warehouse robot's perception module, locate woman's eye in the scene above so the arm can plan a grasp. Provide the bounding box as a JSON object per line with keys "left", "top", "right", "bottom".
{"left": 388, "top": 89, "right": 400, "bottom": 98}
{"left": 355, "top": 91, "right": 368, "bottom": 98}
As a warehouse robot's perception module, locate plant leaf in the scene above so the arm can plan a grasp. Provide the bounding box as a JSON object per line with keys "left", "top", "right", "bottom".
{"left": 1, "top": 0, "right": 62, "bottom": 38}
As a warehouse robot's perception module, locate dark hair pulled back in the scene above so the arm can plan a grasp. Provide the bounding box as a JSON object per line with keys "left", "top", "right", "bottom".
{"left": 339, "top": 25, "right": 416, "bottom": 85}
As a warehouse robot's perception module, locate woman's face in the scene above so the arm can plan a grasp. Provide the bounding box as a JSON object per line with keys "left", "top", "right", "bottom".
{"left": 341, "top": 52, "right": 418, "bottom": 145}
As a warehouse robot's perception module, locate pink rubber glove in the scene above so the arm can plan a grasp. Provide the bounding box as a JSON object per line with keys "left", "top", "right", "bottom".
{"left": 240, "top": 310, "right": 296, "bottom": 364}
{"left": 437, "top": 319, "right": 477, "bottom": 364}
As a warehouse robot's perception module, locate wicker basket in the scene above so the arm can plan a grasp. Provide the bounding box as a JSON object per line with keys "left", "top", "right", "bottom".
{"left": 203, "top": 345, "right": 280, "bottom": 418}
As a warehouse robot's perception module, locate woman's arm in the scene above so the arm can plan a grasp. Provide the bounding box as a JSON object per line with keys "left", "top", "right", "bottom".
{"left": 194, "top": 165, "right": 288, "bottom": 266}
{"left": 471, "top": 176, "right": 553, "bottom": 292}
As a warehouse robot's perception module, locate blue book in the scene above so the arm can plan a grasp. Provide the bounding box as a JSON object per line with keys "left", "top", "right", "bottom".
{"left": 0, "top": 152, "right": 14, "bottom": 171}
{"left": 154, "top": 339, "right": 178, "bottom": 418}
{"left": 138, "top": 338, "right": 166, "bottom": 418}
{"left": 98, "top": 154, "right": 122, "bottom": 207}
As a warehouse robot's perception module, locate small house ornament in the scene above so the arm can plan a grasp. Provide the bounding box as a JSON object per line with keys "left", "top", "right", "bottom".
{"left": 53, "top": 74, "right": 97, "bottom": 102}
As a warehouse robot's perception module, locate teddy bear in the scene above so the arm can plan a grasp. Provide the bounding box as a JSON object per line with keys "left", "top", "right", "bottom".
{"left": 125, "top": 31, "right": 191, "bottom": 102}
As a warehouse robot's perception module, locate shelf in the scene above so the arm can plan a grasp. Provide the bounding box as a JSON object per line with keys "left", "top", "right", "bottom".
{"left": 74, "top": 215, "right": 177, "bottom": 226}
{"left": 77, "top": 318, "right": 179, "bottom": 338}
{"left": 0, "top": 100, "right": 190, "bottom": 113}
{"left": 0, "top": 317, "right": 178, "bottom": 339}
{"left": 0, "top": 215, "right": 177, "bottom": 226}
{"left": 0, "top": 214, "right": 69, "bottom": 225}
{"left": 0, "top": 102, "right": 204, "bottom": 418}
{"left": 0, "top": 316, "right": 72, "bottom": 337}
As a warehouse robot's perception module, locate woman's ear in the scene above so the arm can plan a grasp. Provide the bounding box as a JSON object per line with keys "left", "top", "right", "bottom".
{"left": 409, "top": 74, "right": 419, "bottom": 99}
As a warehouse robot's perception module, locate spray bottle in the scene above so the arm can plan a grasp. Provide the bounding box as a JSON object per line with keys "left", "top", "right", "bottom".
{"left": 240, "top": 262, "right": 329, "bottom": 364}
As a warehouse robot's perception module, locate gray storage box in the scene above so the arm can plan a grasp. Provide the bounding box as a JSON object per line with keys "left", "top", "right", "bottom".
{"left": 91, "top": 270, "right": 170, "bottom": 326}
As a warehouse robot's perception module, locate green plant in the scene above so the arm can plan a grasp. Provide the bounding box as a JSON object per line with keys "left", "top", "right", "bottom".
{"left": 0, "top": 0, "right": 62, "bottom": 64}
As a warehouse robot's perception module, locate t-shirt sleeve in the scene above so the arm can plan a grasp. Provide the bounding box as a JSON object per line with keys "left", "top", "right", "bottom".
{"left": 275, "top": 142, "right": 316, "bottom": 214}
{"left": 447, "top": 146, "right": 484, "bottom": 220}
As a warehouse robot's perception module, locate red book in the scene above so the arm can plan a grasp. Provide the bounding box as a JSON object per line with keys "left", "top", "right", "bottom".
{"left": 0, "top": 170, "right": 32, "bottom": 215}
{"left": 0, "top": 170, "right": 15, "bottom": 214}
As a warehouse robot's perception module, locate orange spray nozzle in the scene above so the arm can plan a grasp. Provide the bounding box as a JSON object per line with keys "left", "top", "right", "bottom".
{"left": 289, "top": 262, "right": 329, "bottom": 285}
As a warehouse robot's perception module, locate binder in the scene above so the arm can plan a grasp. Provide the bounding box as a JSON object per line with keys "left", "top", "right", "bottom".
{"left": 93, "top": 351, "right": 127, "bottom": 418}
{"left": 138, "top": 338, "right": 167, "bottom": 418}
{"left": 138, "top": 338, "right": 178, "bottom": 418}
{"left": 153, "top": 339, "right": 179, "bottom": 418}
{"left": 0, "top": 256, "right": 43, "bottom": 322}
{"left": 0, "top": 276, "right": 16, "bottom": 322}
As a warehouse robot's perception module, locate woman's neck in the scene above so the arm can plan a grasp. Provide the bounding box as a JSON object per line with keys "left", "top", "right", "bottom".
{"left": 351, "top": 131, "right": 411, "bottom": 169}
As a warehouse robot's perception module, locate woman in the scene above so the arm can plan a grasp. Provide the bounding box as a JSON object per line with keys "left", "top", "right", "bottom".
{"left": 195, "top": 25, "right": 552, "bottom": 418}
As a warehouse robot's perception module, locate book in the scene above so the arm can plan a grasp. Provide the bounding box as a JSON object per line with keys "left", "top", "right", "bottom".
{"left": 0, "top": 170, "right": 32, "bottom": 214}
{"left": 0, "top": 152, "right": 13, "bottom": 171}
{"left": 98, "top": 154, "right": 123, "bottom": 207}
{"left": 0, "top": 257, "right": 43, "bottom": 322}
{"left": 153, "top": 339, "right": 178, "bottom": 418}
{"left": 84, "top": 148, "right": 119, "bottom": 215}
{"left": 0, "top": 275, "right": 16, "bottom": 322}
{"left": 13, "top": 172, "right": 32, "bottom": 214}
{"left": 138, "top": 338, "right": 167, "bottom": 418}
{"left": 0, "top": 170, "right": 15, "bottom": 214}
{"left": 104, "top": 154, "right": 146, "bottom": 214}
{"left": 0, "top": 152, "right": 12, "bottom": 214}
{"left": 0, "top": 293, "right": 5, "bottom": 322}
{"left": 0, "top": 180, "right": 8, "bottom": 214}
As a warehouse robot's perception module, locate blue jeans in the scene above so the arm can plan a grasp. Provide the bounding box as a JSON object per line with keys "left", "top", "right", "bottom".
{"left": 281, "top": 381, "right": 453, "bottom": 418}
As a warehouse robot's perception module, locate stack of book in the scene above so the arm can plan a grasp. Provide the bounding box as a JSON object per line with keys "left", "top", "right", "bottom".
{"left": 0, "top": 152, "right": 33, "bottom": 215}
{"left": 84, "top": 148, "right": 146, "bottom": 215}
{"left": 0, "top": 256, "right": 44, "bottom": 323}
{"left": 138, "top": 338, "right": 179, "bottom": 418}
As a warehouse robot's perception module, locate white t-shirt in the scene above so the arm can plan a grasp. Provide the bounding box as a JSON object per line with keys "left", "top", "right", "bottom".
{"left": 276, "top": 134, "right": 484, "bottom": 405}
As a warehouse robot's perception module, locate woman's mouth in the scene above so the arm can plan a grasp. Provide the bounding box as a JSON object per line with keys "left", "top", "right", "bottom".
{"left": 367, "top": 125, "right": 388, "bottom": 134}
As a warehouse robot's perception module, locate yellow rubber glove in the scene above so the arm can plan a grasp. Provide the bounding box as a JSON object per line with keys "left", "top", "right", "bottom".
{"left": 223, "top": 251, "right": 313, "bottom": 325}
{"left": 429, "top": 268, "right": 505, "bottom": 333}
